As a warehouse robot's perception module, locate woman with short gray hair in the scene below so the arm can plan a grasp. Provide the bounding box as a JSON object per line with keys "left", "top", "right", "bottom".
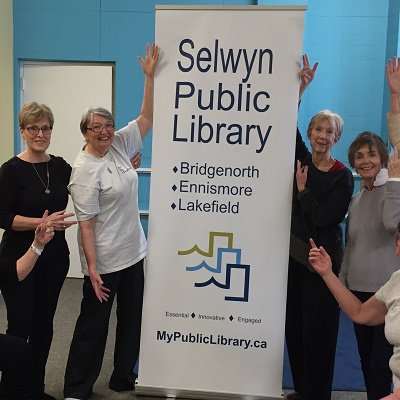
{"left": 64, "top": 43, "right": 159, "bottom": 400}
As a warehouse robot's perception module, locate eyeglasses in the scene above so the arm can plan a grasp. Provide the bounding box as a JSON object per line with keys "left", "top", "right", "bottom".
{"left": 26, "top": 125, "right": 52, "bottom": 136}
{"left": 86, "top": 123, "right": 115, "bottom": 134}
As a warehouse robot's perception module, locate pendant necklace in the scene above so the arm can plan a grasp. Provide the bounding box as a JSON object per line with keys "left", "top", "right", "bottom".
{"left": 105, "top": 156, "right": 112, "bottom": 174}
{"left": 31, "top": 162, "right": 50, "bottom": 194}
{"left": 103, "top": 152, "right": 117, "bottom": 174}
{"left": 102, "top": 154, "right": 112, "bottom": 173}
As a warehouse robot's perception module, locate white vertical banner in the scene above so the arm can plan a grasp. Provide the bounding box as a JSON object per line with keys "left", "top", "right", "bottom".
{"left": 137, "top": 6, "right": 306, "bottom": 400}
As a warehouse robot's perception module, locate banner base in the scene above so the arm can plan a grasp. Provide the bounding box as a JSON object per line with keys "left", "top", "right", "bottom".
{"left": 135, "top": 384, "right": 283, "bottom": 400}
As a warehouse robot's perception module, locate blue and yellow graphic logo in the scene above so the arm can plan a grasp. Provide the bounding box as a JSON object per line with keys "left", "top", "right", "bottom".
{"left": 178, "top": 232, "right": 250, "bottom": 302}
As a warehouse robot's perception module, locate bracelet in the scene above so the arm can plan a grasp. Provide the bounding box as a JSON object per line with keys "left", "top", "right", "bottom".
{"left": 30, "top": 244, "right": 44, "bottom": 256}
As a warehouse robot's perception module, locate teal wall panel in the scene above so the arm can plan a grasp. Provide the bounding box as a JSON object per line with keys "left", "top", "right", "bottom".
{"left": 13, "top": 0, "right": 254, "bottom": 234}
{"left": 259, "top": 0, "right": 390, "bottom": 172}
{"left": 12, "top": 0, "right": 399, "bottom": 213}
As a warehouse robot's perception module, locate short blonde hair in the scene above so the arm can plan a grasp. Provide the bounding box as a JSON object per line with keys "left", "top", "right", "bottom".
{"left": 19, "top": 102, "right": 54, "bottom": 129}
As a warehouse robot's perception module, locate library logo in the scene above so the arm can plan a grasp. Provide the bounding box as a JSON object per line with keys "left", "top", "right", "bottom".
{"left": 178, "top": 232, "right": 250, "bottom": 302}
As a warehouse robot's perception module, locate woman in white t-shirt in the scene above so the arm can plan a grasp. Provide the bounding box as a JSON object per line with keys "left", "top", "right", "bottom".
{"left": 64, "top": 43, "right": 159, "bottom": 400}
{"left": 309, "top": 215, "right": 400, "bottom": 400}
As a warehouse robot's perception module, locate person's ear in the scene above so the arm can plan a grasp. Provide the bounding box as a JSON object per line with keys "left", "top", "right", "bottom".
{"left": 20, "top": 127, "right": 26, "bottom": 140}
{"left": 334, "top": 135, "right": 340, "bottom": 144}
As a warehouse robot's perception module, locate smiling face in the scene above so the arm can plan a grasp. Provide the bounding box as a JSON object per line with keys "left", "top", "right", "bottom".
{"left": 307, "top": 119, "right": 339, "bottom": 155}
{"left": 20, "top": 117, "right": 52, "bottom": 154}
{"left": 83, "top": 114, "right": 115, "bottom": 157}
{"left": 353, "top": 145, "right": 382, "bottom": 185}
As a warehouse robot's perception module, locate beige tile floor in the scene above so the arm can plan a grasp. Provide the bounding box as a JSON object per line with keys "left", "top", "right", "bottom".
{"left": 1, "top": 278, "right": 368, "bottom": 400}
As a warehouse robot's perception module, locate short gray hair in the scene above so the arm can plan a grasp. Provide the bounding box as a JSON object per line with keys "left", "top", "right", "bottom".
{"left": 80, "top": 107, "right": 114, "bottom": 134}
{"left": 307, "top": 110, "right": 344, "bottom": 139}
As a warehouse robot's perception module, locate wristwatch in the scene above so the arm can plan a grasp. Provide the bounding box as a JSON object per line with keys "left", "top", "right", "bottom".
{"left": 30, "top": 244, "right": 44, "bottom": 256}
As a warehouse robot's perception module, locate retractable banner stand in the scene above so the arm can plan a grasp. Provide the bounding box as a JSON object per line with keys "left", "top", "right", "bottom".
{"left": 137, "top": 6, "right": 306, "bottom": 400}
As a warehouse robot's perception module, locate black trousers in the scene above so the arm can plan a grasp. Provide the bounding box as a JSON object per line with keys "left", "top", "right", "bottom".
{"left": 285, "top": 257, "right": 340, "bottom": 400}
{"left": 0, "top": 256, "right": 69, "bottom": 395}
{"left": 352, "top": 291, "right": 393, "bottom": 400}
{"left": 0, "top": 333, "right": 32, "bottom": 400}
{"left": 64, "top": 259, "right": 144, "bottom": 400}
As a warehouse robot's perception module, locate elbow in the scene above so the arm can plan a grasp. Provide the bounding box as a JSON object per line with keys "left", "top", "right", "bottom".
{"left": 383, "top": 221, "right": 398, "bottom": 233}
{"left": 0, "top": 214, "right": 14, "bottom": 231}
{"left": 351, "top": 315, "right": 369, "bottom": 325}
{"left": 136, "top": 116, "right": 153, "bottom": 138}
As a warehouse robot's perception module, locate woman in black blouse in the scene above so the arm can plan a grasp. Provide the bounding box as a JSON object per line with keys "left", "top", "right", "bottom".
{"left": 285, "top": 56, "right": 354, "bottom": 400}
{"left": 0, "top": 102, "right": 76, "bottom": 400}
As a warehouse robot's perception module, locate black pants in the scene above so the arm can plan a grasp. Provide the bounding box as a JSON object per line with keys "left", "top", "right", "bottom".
{"left": 352, "top": 291, "right": 393, "bottom": 400}
{"left": 64, "top": 260, "right": 144, "bottom": 400}
{"left": 285, "top": 257, "right": 340, "bottom": 400}
{"left": 0, "top": 333, "right": 32, "bottom": 400}
{"left": 0, "top": 256, "right": 69, "bottom": 395}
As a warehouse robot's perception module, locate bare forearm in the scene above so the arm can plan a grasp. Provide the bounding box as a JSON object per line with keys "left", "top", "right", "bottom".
{"left": 16, "top": 248, "right": 40, "bottom": 281}
{"left": 392, "top": 389, "right": 400, "bottom": 400}
{"left": 381, "top": 389, "right": 400, "bottom": 400}
{"left": 80, "top": 219, "right": 97, "bottom": 272}
{"left": 82, "top": 238, "right": 96, "bottom": 272}
{"left": 390, "top": 93, "right": 400, "bottom": 114}
{"left": 392, "top": 390, "right": 400, "bottom": 400}
{"left": 12, "top": 215, "right": 42, "bottom": 231}
{"left": 319, "top": 268, "right": 386, "bottom": 326}
{"left": 299, "top": 83, "right": 307, "bottom": 101}
{"left": 16, "top": 233, "right": 47, "bottom": 281}
{"left": 388, "top": 112, "right": 400, "bottom": 149}
{"left": 322, "top": 272, "right": 364, "bottom": 321}
{"left": 137, "top": 74, "right": 155, "bottom": 138}
{"left": 142, "top": 75, "right": 154, "bottom": 121}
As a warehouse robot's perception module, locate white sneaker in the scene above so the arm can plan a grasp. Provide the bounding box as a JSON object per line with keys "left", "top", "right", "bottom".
{"left": 65, "top": 398, "right": 81, "bottom": 400}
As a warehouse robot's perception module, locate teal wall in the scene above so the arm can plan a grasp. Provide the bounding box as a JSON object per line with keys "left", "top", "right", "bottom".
{"left": 12, "top": 0, "right": 255, "bottom": 235}
{"left": 11, "top": 0, "right": 400, "bottom": 390}
{"left": 13, "top": 0, "right": 400, "bottom": 222}
{"left": 261, "top": 0, "right": 398, "bottom": 164}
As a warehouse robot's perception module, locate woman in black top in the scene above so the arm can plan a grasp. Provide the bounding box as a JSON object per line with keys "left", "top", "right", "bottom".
{"left": 0, "top": 102, "right": 76, "bottom": 400}
{"left": 285, "top": 56, "right": 354, "bottom": 400}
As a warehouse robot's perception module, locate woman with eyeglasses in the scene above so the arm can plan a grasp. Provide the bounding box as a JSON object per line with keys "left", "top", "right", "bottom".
{"left": 63, "top": 43, "right": 159, "bottom": 400}
{"left": 0, "top": 102, "right": 77, "bottom": 400}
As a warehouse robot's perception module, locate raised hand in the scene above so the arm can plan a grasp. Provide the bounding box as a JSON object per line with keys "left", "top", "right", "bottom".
{"left": 138, "top": 42, "right": 160, "bottom": 78}
{"left": 388, "top": 146, "right": 400, "bottom": 179}
{"left": 308, "top": 238, "right": 333, "bottom": 277}
{"left": 33, "top": 210, "right": 55, "bottom": 248}
{"left": 295, "top": 160, "right": 308, "bottom": 192}
{"left": 299, "top": 54, "right": 318, "bottom": 100}
{"left": 46, "top": 209, "right": 77, "bottom": 231}
{"left": 386, "top": 56, "right": 400, "bottom": 96}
